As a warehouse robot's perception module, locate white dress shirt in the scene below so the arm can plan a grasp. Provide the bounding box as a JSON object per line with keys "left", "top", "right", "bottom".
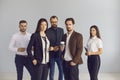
{"left": 86, "top": 36, "right": 103, "bottom": 52}
{"left": 41, "top": 36, "right": 50, "bottom": 64}
{"left": 64, "top": 33, "right": 73, "bottom": 61}
{"left": 9, "top": 32, "right": 31, "bottom": 56}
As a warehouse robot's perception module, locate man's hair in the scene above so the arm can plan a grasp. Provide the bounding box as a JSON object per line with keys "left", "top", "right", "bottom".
{"left": 19, "top": 20, "right": 27, "bottom": 24}
{"left": 50, "top": 15, "right": 58, "bottom": 21}
{"left": 65, "top": 18, "right": 75, "bottom": 25}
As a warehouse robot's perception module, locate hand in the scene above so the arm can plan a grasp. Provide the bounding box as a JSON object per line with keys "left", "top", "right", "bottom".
{"left": 60, "top": 45, "right": 65, "bottom": 51}
{"left": 17, "top": 48, "right": 25, "bottom": 52}
{"left": 49, "top": 46, "right": 54, "bottom": 51}
{"left": 32, "top": 59, "right": 37, "bottom": 65}
{"left": 86, "top": 52, "right": 91, "bottom": 56}
{"left": 70, "top": 61, "right": 76, "bottom": 66}
{"left": 54, "top": 46, "right": 59, "bottom": 52}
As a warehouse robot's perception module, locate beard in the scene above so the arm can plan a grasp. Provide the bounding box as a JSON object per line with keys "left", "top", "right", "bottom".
{"left": 52, "top": 24, "right": 57, "bottom": 28}
{"left": 20, "top": 29, "right": 26, "bottom": 32}
{"left": 67, "top": 28, "right": 72, "bottom": 32}
{"left": 67, "top": 29, "right": 72, "bottom": 32}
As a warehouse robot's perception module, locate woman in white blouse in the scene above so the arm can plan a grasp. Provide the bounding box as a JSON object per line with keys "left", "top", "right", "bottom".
{"left": 85, "top": 25, "right": 103, "bottom": 80}
{"left": 27, "top": 18, "right": 50, "bottom": 80}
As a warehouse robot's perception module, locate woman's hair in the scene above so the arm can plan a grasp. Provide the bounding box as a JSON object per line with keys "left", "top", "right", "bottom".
{"left": 90, "top": 25, "right": 101, "bottom": 39}
{"left": 35, "top": 18, "right": 48, "bottom": 33}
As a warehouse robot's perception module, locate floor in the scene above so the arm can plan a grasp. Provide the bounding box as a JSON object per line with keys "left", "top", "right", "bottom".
{"left": 0, "top": 73, "right": 120, "bottom": 80}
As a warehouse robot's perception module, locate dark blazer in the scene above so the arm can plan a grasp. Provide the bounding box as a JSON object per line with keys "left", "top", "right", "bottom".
{"left": 46, "top": 27, "right": 64, "bottom": 58}
{"left": 27, "top": 33, "right": 44, "bottom": 64}
{"left": 46, "top": 27, "right": 64, "bottom": 46}
{"left": 62, "top": 31, "right": 83, "bottom": 64}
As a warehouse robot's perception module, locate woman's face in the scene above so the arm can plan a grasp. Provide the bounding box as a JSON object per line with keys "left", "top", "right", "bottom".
{"left": 40, "top": 21, "right": 47, "bottom": 32}
{"left": 90, "top": 28, "right": 97, "bottom": 37}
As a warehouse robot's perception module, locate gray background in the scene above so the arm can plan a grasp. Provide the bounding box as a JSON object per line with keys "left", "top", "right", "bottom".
{"left": 0, "top": 0, "right": 120, "bottom": 74}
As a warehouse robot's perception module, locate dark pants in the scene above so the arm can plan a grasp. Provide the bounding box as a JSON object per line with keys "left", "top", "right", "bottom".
{"left": 49, "top": 57, "right": 63, "bottom": 80}
{"left": 63, "top": 60, "right": 79, "bottom": 80}
{"left": 87, "top": 55, "right": 100, "bottom": 80}
{"left": 34, "top": 63, "right": 49, "bottom": 80}
{"left": 15, "top": 55, "right": 34, "bottom": 80}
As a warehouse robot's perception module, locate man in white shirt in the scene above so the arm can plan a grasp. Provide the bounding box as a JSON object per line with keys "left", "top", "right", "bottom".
{"left": 9, "top": 20, "right": 34, "bottom": 80}
{"left": 61, "top": 18, "right": 83, "bottom": 80}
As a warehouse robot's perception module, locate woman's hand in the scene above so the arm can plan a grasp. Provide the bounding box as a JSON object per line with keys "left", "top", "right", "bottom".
{"left": 32, "top": 59, "right": 37, "bottom": 65}
{"left": 85, "top": 52, "right": 92, "bottom": 56}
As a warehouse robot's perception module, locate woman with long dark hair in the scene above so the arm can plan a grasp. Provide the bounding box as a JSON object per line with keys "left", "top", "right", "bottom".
{"left": 27, "top": 18, "right": 50, "bottom": 80}
{"left": 85, "top": 25, "right": 103, "bottom": 80}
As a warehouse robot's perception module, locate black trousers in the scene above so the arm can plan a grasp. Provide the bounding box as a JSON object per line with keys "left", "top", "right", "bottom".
{"left": 63, "top": 60, "right": 79, "bottom": 80}
{"left": 87, "top": 55, "right": 100, "bottom": 80}
{"left": 34, "top": 63, "right": 49, "bottom": 80}
{"left": 15, "top": 55, "right": 34, "bottom": 80}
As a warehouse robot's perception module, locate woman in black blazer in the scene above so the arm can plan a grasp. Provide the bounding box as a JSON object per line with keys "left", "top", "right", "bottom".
{"left": 27, "top": 18, "right": 50, "bottom": 80}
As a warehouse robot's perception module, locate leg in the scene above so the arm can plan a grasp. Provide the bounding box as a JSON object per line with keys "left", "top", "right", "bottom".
{"left": 49, "top": 58, "right": 55, "bottom": 80}
{"left": 69, "top": 64, "right": 79, "bottom": 80}
{"left": 24, "top": 57, "right": 35, "bottom": 80}
{"left": 87, "top": 56, "right": 93, "bottom": 80}
{"left": 41, "top": 64, "right": 49, "bottom": 80}
{"left": 15, "top": 55, "right": 24, "bottom": 80}
{"left": 37, "top": 64, "right": 43, "bottom": 80}
{"left": 88, "top": 56, "right": 100, "bottom": 80}
{"left": 56, "top": 58, "right": 63, "bottom": 80}
{"left": 63, "top": 60, "right": 70, "bottom": 80}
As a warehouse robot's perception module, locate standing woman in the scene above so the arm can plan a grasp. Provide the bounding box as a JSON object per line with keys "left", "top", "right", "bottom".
{"left": 85, "top": 25, "right": 103, "bottom": 80}
{"left": 27, "top": 18, "right": 50, "bottom": 80}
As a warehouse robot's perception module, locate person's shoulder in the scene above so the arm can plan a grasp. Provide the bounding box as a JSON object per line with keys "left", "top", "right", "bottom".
{"left": 10, "top": 32, "right": 20, "bottom": 39}
{"left": 74, "top": 31, "right": 83, "bottom": 37}
{"left": 57, "top": 27, "right": 63, "bottom": 30}
{"left": 97, "top": 38, "right": 102, "bottom": 42}
{"left": 31, "top": 33, "right": 38, "bottom": 37}
{"left": 12, "top": 32, "right": 19, "bottom": 37}
{"left": 46, "top": 27, "right": 52, "bottom": 32}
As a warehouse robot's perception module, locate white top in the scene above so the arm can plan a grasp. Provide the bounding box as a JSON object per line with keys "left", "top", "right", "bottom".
{"left": 64, "top": 33, "right": 73, "bottom": 61}
{"left": 9, "top": 32, "right": 31, "bottom": 56}
{"left": 86, "top": 36, "right": 103, "bottom": 52}
{"left": 41, "top": 36, "right": 50, "bottom": 64}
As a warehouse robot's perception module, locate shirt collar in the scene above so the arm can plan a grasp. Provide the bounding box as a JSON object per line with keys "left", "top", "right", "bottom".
{"left": 19, "top": 31, "right": 27, "bottom": 35}
{"left": 92, "top": 36, "right": 97, "bottom": 39}
{"left": 67, "top": 30, "right": 74, "bottom": 37}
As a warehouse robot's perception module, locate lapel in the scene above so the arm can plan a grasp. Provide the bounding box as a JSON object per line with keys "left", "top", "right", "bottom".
{"left": 69, "top": 31, "right": 75, "bottom": 44}
{"left": 69, "top": 31, "right": 76, "bottom": 52}
{"left": 36, "top": 33, "right": 42, "bottom": 47}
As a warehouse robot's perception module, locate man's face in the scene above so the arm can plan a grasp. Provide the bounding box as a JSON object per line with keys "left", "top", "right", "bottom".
{"left": 50, "top": 18, "right": 58, "bottom": 28}
{"left": 19, "top": 23, "right": 27, "bottom": 32}
{"left": 65, "top": 21, "right": 74, "bottom": 32}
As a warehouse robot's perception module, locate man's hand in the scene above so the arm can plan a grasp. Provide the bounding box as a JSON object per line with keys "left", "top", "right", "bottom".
{"left": 17, "top": 48, "right": 25, "bottom": 52}
{"left": 54, "top": 46, "right": 59, "bottom": 52}
{"left": 60, "top": 45, "right": 65, "bottom": 51}
{"left": 49, "top": 46, "right": 59, "bottom": 52}
{"left": 70, "top": 61, "right": 76, "bottom": 66}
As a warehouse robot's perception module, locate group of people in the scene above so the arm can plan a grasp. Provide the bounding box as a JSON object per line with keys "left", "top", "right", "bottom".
{"left": 9, "top": 15, "right": 103, "bottom": 80}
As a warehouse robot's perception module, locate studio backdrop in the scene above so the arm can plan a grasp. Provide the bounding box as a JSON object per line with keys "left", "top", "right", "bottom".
{"left": 0, "top": 0, "right": 120, "bottom": 73}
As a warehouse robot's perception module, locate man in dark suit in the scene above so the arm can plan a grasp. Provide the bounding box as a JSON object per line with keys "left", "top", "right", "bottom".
{"left": 46, "top": 16, "right": 64, "bottom": 80}
{"left": 61, "top": 18, "right": 83, "bottom": 80}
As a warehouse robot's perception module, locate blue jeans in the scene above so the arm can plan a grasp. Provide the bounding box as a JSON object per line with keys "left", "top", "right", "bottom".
{"left": 49, "top": 57, "right": 63, "bottom": 80}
